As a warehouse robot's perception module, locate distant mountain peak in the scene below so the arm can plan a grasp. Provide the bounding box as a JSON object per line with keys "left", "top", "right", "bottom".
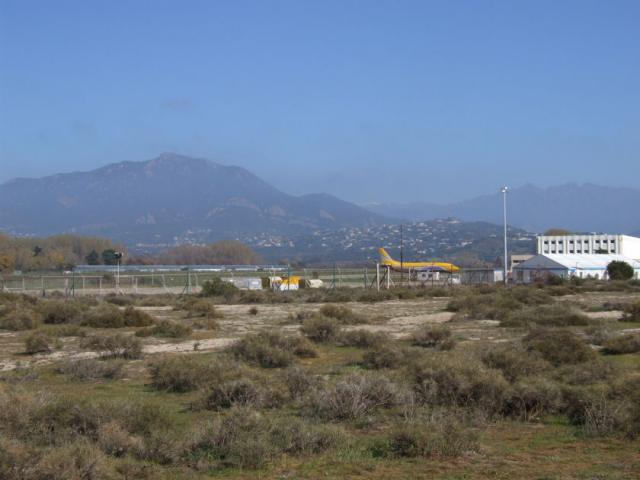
{"left": 0, "top": 153, "right": 393, "bottom": 246}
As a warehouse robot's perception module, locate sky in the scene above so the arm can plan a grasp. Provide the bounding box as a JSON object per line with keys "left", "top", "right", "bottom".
{"left": 1, "top": 0, "right": 639, "bottom": 204}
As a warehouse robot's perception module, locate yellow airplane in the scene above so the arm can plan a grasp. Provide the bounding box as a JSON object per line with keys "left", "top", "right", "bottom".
{"left": 378, "top": 247, "right": 460, "bottom": 273}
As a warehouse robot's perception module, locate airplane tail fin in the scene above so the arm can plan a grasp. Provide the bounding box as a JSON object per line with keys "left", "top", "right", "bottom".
{"left": 378, "top": 247, "right": 393, "bottom": 263}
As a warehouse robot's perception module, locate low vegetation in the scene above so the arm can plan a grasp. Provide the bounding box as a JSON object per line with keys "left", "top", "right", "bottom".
{"left": 1, "top": 283, "right": 640, "bottom": 478}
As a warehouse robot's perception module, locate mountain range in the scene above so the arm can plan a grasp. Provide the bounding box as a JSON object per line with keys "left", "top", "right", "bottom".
{"left": 367, "top": 183, "right": 640, "bottom": 236}
{"left": 0, "top": 153, "right": 390, "bottom": 246}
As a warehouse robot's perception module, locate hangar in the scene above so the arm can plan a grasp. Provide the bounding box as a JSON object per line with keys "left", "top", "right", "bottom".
{"left": 513, "top": 254, "right": 640, "bottom": 283}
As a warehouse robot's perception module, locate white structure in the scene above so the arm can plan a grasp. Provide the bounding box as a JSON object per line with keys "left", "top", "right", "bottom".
{"left": 221, "top": 277, "right": 262, "bottom": 290}
{"left": 537, "top": 234, "right": 640, "bottom": 258}
{"left": 513, "top": 254, "right": 640, "bottom": 283}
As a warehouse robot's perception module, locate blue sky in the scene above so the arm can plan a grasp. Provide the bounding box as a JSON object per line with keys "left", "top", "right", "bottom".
{"left": 1, "top": 0, "right": 639, "bottom": 203}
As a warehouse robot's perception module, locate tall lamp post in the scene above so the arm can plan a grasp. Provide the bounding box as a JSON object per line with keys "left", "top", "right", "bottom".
{"left": 500, "top": 187, "right": 509, "bottom": 284}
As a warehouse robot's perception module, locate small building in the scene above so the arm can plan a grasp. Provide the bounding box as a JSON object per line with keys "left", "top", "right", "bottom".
{"left": 510, "top": 254, "right": 534, "bottom": 272}
{"left": 536, "top": 234, "right": 640, "bottom": 258}
{"left": 513, "top": 254, "right": 640, "bottom": 283}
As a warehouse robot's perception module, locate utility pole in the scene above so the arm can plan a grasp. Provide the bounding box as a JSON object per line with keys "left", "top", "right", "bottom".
{"left": 400, "top": 224, "right": 404, "bottom": 286}
{"left": 501, "top": 187, "right": 509, "bottom": 284}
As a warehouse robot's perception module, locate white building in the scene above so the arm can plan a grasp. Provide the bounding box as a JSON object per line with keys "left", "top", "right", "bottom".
{"left": 513, "top": 254, "right": 640, "bottom": 283}
{"left": 536, "top": 234, "right": 640, "bottom": 258}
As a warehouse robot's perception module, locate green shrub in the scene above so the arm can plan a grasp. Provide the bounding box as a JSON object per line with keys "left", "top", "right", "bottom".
{"left": 135, "top": 320, "right": 192, "bottom": 338}
{"left": 230, "top": 332, "right": 316, "bottom": 368}
{"left": 301, "top": 315, "right": 341, "bottom": 343}
{"left": 307, "top": 372, "right": 400, "bottom": 420}
{"left": 24, "top": 332, "right": 51, "bottom": 354}
{"left": 56, "top": 358, "right": 124, "bottom": 381}
{"left": 523, "top": 329, "right": 595, "bottom": 366}
{"left": 607, "top": 261, "right": 634, "bottom": 281}
{"left": 602, "top": 333, "right": 640, "bottom": 355}
{"left": 81, "top": 334, "right": 143, "bottom": 359}
{"left": 410, "top": 325, "right": 456, "bottom": 350}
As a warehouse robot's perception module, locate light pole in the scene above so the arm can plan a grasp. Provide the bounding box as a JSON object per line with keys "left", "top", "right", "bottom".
{"left": 501, "top": 187, "right": 509, "bottom": 284}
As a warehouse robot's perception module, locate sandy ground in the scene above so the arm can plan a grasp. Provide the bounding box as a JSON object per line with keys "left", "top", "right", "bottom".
{"left": 0, "top": 294, "right": 634, "bottom": 372}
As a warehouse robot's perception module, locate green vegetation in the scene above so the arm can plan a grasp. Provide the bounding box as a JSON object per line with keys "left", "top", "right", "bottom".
{"left": 1, "top": 284, "right": 640, "bottom": 479}
{"left": 607, "top": 260, "right": 634, "bottom": 280}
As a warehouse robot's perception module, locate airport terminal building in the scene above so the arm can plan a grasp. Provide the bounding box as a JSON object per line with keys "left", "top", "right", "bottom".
{"left": 536, "top": 234, "right": 640, "bottom": 257}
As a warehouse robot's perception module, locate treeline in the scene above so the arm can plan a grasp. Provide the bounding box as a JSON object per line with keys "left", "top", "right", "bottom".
{"left": 0, "top": 234, "right": 125, "bottom": 272}
{"left": 155, "top": 240, "right": 260, "bottom": 265}
{"left": 0, "top": 235, "right": 260, "bottom": 272}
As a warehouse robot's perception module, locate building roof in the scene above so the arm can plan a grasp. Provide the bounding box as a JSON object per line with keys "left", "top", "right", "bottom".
{"left": 515, "top": 254, "right": 640, "bottom": 271}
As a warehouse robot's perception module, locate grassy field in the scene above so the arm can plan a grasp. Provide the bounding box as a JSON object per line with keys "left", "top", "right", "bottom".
{"left": 1, "top": 280, "right": 640, "bottom": 479}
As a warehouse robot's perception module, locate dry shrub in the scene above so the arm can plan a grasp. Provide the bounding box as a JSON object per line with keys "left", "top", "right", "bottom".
{"left": 622, "top": 300, "right": 640, "bottom": 322}
{"left": 301, "top": 315, "right": 341, "bottom": 343}
{"left": 97, "top": 420, "right": 143, "bottom": 457}
{"left": 563, "top": 387, "right": 629, "bottom": 437}
{"left": 0, "top": 309, "right": 42, "bottom": 331}
{"left": 191, "top": 317, "right": 220, "bottom": 330}
{"left": 362, "top": 343, "right": 405, "bottom": 369}
{"left": 555, "top": 360, "right": 617, "bottom": 385}
{"left": 381, "top": 417, "right": 478, "bottom": 458}
{"left": 280, "top": 366, "right": 318, "bottom": 400}
{"left": 0, "top": 438, "right": 33, "bottom": 479}
{"left": 123, "top": 306, "right": 155, "bottom": 327}
{"left": 523, "top": 329, "right": 595, "bottom": 366}
{"left": 602, "top": 333, "right": 640, "bottom": 354}
{"left": 24, "top": 332, "right": 51, "bottom": 354}
{"left": 148, "top": 355, "right": 234, "bottom": 392}
{"left": 482, "top": 346, "right": 551, "bottom": 383}
{"left": 39, "top": 300, "right": 85, "bottom": 325}
{"left": 183, "top": 298, "right": 222, "bottom": 319}
{"left": 410, "top": 325, "right": 456, "bottom": 350}
{"left": 248, "top": 306, "right": 259, "bottom": 315}
{"left": 502, "top": 377, "right": 563, "bottom": 421}
{"left": 81, "top": 304, "right": 126, "bottom": 328}
{"left": 319, "top": 304, "right": 365, "bottom": 324}
{"left": 135, "top": 319, "right": 192, "bottom": 338}
{"left": 43, "top": 324, "right": 86, "bottom": 337}
{"left": 189, "top": 407, "right": 343, "bottom": 469}
{"left": 230, "top": 332, "right": 316, "bottom": 368}
{"left": 33, "top": 441, "right": 116, "bottom": 480}
{"left": 502, "top": 304, "right": 590, "bottom": 328}
{"left": 56, "top": 358, "right": 124, "bottom": 381}
{"left": 447, "top": 287, "right": 552, "bottom": 321}
{"left": 337, "top": 329, "right": 386, "bottom": 348}
{"left": 81, "top": 333, "right": 143, "bottom": 359}
{"left": 200, "top": 379, "right": 265, "bottom": 410}
{"left": 410, "top": 355, "right": 508, "bottom": 414}
{"left": 307, "top": 372, "right": 400, "bottom": 420}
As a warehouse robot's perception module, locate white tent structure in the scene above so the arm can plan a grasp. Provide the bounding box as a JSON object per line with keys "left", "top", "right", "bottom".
{"left": 513, "top": 254, "right": 640, "bottom": 283}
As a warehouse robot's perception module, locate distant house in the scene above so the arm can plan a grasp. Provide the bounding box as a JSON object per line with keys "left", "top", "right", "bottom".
{"left": 513, "top": 254, "right": 640, "bottom": 283}
{"left": 536, "top": 234, "right": 640, "bottom": 258}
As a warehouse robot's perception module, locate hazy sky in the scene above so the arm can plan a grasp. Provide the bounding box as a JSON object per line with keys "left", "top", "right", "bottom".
{"left": 1, "top": 0, "right": 639, "bottom": 203}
